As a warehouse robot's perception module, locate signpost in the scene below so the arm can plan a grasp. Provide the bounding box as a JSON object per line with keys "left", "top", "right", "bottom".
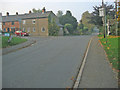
{"left": 99, "top": 0, "right": 107, "bottom": 43}
{"left": 99, "top": 8, "right": 104, "bottom": 17}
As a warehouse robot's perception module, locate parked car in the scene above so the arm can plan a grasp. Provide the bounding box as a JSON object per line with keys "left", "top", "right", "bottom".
{"left": 15, "top": 31, "right": 29, "bottom": 36}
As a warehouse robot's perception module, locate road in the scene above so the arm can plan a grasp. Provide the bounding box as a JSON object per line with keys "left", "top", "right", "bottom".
{"left": 3, "top": 36, "right": 91, "bottom": 88}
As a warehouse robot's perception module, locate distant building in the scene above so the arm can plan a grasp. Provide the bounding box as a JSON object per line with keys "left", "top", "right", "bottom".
{"left": 2, "top": 8, "right": 63, "bottom": 36}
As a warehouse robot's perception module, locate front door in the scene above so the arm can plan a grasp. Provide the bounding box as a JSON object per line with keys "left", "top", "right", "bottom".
{"left": 7, "top": 28, "right": 10, "bottom": 32}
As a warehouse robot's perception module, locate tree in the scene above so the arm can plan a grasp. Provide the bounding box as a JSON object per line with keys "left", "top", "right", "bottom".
{"left": 59, "top": 10, "right": 78, "bottom": 30}
{"left": 56, "top": 10, "right": 63, "bottom": 18}
{"left": 78, "top": 20, "right": 84, "bottom": 30}
{"left": 81, "top": 11, "right": 95, "bottom": 33}
{"left": 66, "top": 10, "right": 72, "bottom": 16}
{"left": 32, "top": 8, "right": 42, "bottom": 13}
{"left": 64, "top": 24, "right": 73, "bottom": 34}
{"left": 48, "top": 19, "right": 59, "bottom": 36}
{"left": 89, "top": 3, "right": 115, "bottom": 27}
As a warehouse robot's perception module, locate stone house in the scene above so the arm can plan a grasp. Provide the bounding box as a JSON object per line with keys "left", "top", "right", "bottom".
{"left": 2, "top": 8, "right": 63, "bottom": 36}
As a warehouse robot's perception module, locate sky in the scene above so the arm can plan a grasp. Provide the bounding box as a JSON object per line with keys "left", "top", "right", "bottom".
{"left": 0, "top": 0, "right": 114, "bottom": 22}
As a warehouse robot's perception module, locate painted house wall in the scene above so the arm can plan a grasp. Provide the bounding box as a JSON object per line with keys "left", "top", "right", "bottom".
{"left": 21, "top": 18, "right": 48, "bottom": 36}
{"left": 2, "top": 21, "right": 20, "bottom": 32}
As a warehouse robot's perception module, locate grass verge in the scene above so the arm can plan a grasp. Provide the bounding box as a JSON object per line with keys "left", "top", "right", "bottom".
{"left": 98, "top": 35, "right": 119, "bottom": 70}
{"left": 1, "top": 36, "right": 27, "bottom": 48}
{"left": 98, "top": 35, "right": 120, "bottom": 87}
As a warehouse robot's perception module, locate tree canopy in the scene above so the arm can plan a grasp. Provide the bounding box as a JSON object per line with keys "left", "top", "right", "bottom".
{"left": 32, "top": 8, "right": 42, "bottom": 13}
{"left": 89, "top": 3, "right": 115, "bottom": 27}
{"left": 56, "top": 10, "right": 63, "bottom": 18}
{"left": 59, "top": 10, "right": 78, "bottom": 30}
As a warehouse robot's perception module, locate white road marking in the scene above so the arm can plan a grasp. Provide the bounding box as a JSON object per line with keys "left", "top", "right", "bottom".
{"left": 73, "top": 37, "right": 93, "bottom": 89}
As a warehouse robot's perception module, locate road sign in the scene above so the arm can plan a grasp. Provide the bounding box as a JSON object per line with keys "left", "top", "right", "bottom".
{"left": 99, "top": 8, "right": 104, "bottom": 17}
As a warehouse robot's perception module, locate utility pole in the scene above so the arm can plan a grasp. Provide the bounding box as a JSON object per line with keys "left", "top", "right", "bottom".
{"left": 102, "top": 0, "right": 106, "bottom": 38}
{"left": 115, "top": 0, "right": 118, "bottom": 36}
{"left": 102, "top": 0, "right": 107, "bottom": 43}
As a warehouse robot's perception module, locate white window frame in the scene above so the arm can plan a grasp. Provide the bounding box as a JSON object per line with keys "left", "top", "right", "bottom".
{"left": 23, "top": 28, "right": 25, "bottom": 32}
{"left": 27, "top": 28, "right": 30, "bottom": 32}
{"left": 41, "top": 27, "right": 45, "bottom": 32}
{"left": 23, "top": 20, "right": 26, "bottom": 24}
{"left": 33, "top": 27, "right": 36, "bottom": 32}
{"left": 32, "top": 19, "right": 36, "bottom": 24}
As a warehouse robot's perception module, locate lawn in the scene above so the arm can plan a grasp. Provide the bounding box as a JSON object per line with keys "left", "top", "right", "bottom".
{"left": 1, "top": 36, "right": 27, "bottom": 48}
{"left": 98, "top": 35, "right": 120, "bottom": 71}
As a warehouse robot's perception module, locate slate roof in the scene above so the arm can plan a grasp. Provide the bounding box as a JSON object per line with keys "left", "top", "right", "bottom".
{"left": 2, "top": 11, "right": 52, "bottom": 22}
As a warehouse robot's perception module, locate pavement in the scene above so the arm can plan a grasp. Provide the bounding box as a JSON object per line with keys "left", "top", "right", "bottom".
{"left": 79, "top": 36, "right": 118, "bottom": 88}
{"left": 2, "top": 37, "right": 36, "bottom": 55}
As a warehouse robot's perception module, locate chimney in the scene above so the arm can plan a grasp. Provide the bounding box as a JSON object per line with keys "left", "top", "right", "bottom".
{"left": 29, "top": 10, "right": 32, "bottom": 14}
{"left": 42, "top": 7, "right": 46, "bottom": 14}
{"left": 6, "top": 12, "right": 9, "bottom": 16}
{"left": 16, "top": 12, "right": 18, "bottom": 15}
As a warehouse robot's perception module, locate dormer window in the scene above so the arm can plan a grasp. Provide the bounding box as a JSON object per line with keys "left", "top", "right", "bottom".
{"left": 32, "top": 19, "right": 35, "bottom": 24}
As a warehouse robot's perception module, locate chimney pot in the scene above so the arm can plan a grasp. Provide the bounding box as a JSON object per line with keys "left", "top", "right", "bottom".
{"left": 16, "top": 12, "right": 18, "bottom": 15}
{"left": 6, "top": 12, "right": 9, "bottom": 16}
{"left": 42, "top": 7, "right": 46, "bottom": 14}
{"left": 29, "top": 11, "right": 31, "bottom": 14}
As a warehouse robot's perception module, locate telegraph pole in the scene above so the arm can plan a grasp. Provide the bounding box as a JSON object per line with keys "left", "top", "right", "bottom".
{"left": 102, "top": 0, "right": 106, "bottom": 38}
{"left": 102, "top": 0, "right": 107, "bottom": 43}
{"left": 115, "top": 0, "right": 118, "bottom": 36}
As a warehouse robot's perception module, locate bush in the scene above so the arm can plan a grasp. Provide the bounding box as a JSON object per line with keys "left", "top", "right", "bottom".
{"left": 64, "top": 24, "right": 73, "bottom": 34}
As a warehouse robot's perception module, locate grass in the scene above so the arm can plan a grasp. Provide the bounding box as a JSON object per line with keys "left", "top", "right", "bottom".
{"left": 98, "top": 35, "right": 120, "bottom": 70}
{"left": 1, "top": 36, "right": 27, "bottom": 48}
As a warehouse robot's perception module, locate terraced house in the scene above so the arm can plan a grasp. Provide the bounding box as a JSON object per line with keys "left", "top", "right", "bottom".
{"left": 2, "top": 8, "right": 62, "bottom": 36}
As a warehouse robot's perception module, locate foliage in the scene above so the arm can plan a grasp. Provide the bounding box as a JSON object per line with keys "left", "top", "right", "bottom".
{"left": 2, "top": 36, "right": 27, "bottom": 48}
{"left": 48, "top": 19, "right": 59, "bottom": 36}
{"left": 81, "top": 11, "right": 95, "bottom": 32}
{"left": 66, "top": 10, "right": 72, "bottom": 16}
{"left": 56, "top": 10, "right": 63, "bottom": 18}
{"left": 78, "top": 20, "right": 84, "bottom": 30}
{"left": 89, "top": 3, "right": 115, "bottom": 27}
{"left": 32, "top": 8, "right": 42, "bottom": 13}
{"left": 64, "top": 24, "right": 73, "bottom": 34}
{"left": 59, "top": 10, "right": 78, "bottom": 30}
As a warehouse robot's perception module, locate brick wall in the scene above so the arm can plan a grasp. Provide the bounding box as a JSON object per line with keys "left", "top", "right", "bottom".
{"left": 2, "top": 21, "right": 20, "bottom": 32}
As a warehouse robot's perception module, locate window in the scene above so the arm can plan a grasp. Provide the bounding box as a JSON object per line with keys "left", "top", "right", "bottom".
{"left": 11, "top": 27, "right": 15, "bottom": 32}
{"left": 32, "top": 19, "right": 35, "bottom": 24}
{"left": 3, "top": 28, "right": 6, "bottom": 32}
{"left": 3, "top": 22, "right": 5, "bottom": 25}
{"left": 23, "top": 28, "right": 25, "bottom": 32}
{"left": 33, "top": 27, "right": 35, "bottom": 32}
{"left": 12, "top": 21, "right": 14, "bottom": 25}
{"left": 27, "top": 28, "right": 30, "bottom": 32}
{"left": 23, "top": 20, "right": 26, "bottom": 24}
{"left": 41, "top": 27, "right": 45, "bottom": 32}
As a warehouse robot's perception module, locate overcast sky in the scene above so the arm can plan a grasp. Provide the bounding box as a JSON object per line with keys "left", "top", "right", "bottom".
{"left": 0, "top": 0, "right": 114, "bottom": 22}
